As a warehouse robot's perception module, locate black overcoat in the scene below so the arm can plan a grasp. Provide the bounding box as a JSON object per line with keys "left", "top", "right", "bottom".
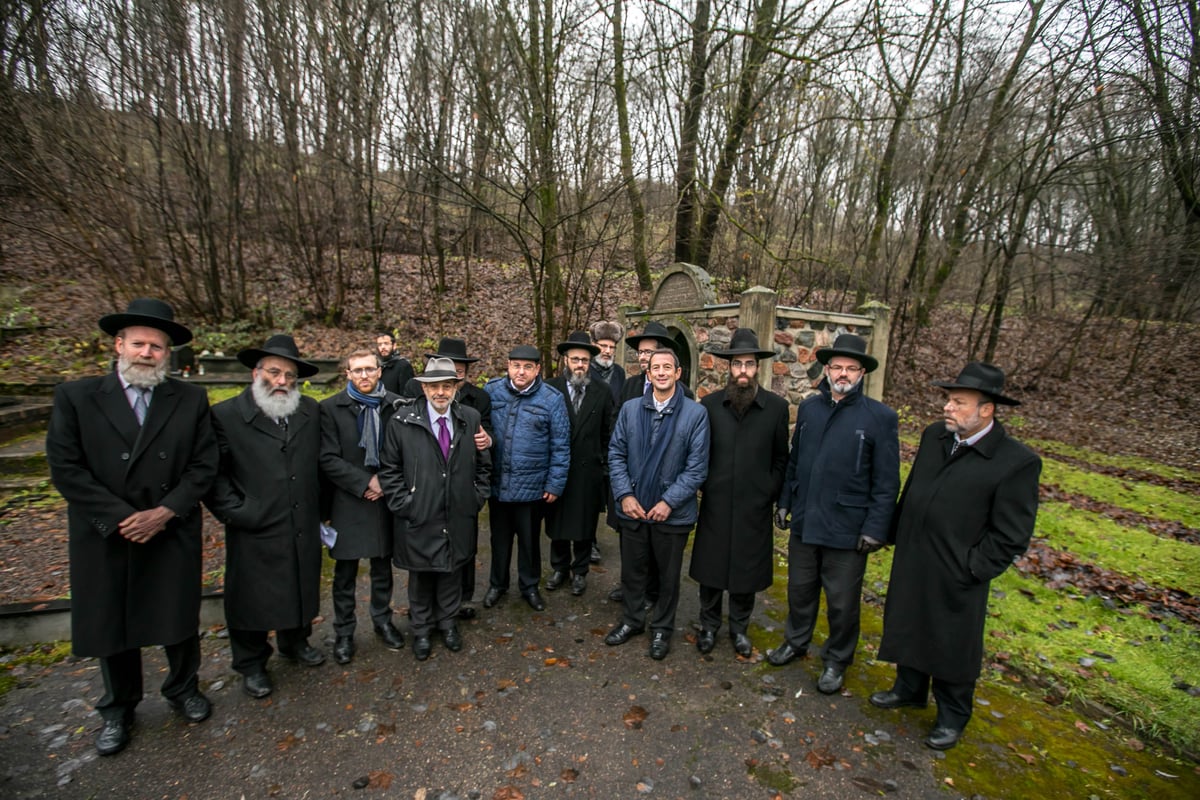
{"left": 378, "top": 399, "right": 491, "bottom": 573}
{"left": 318, "top": 389, "right": 403, "bottom": 560}
{"left": 878, "top": 420, "right": 1041, "bottom": 683}
{"left": 543, "top": 376, "right": 615, "bottom": 542}
{"left": 46, "top": 373, "right": 219, "bottom": 657}
{"left": 206, "top": 388, "right": 323, "bottom": 631}
{"left": 688, "top": 387, "right": 789, "bottom": 593}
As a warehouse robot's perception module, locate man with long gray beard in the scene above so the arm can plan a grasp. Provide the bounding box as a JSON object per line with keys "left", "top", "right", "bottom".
{"left": 207, "top": 335, "right": 326, "bottom": 699}
{"left": 769, "top": 334, "right": 899, "bottom": 697}
{"left": 587, "top": 320, "right": 626, "bottom": 403}
{"left": 47, "top": 298, "right": 219, "bottom": 756}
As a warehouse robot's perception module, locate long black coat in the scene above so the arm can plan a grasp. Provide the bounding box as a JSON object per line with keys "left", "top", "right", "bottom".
{"left": 318, "top": 389, "right": 403, "bottom": 560}
{"left": 878, "top": 420, "right": 1041, "bottom": 683}
{"left": 46, "top": 373, "right": 219, "bottom": 657}
{"left": 689, "top": 387, "right": 789, "bottom": 593}
{"left": 378, "top": 399, "right": 491, "bottom": 573}
{"left": 544, "top": 376, "right": 615, "bottom": 541}
{"left": 206, "top": 389, "right": 323, "bottom": 631}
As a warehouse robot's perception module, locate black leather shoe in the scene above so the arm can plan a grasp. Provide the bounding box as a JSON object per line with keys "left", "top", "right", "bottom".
{"left": 457, "top": 605, "right": 479, "bottom": 620}
{"left": 696, "top": 629, "right": 716, "bottom": 654}
{"left": 817, "top": 665, "right": 845, "bottom": 694}
{"left": 374, "top": 622, "right": 405, "bottom": 650}
{"left": 925, "top": 726, "right": 963, "bottom": 750}
{"left": 333, "top": 635, "right": 355, "bottom": 664}
{"left": 442, "top": 626, "right": 463, "bottom": 652}
{"left": 95, "top": 718, "right": 130, "bottom": 756}
{"left": 767, "top": 642, "right": 802, "bottom": 667}
{"left": 604, "top": 623, "right": 644, "bottom": 646}
{"left": 242, "top": 672, "right": 273, "bottom": 699}
{"left": 413, "top": 635, "right": 432, "bottom": 661}
{"left": 523, "top": 590, "right": 546, "bottom": 611}
{"left": 482, "top": 587, "right": 504, "bottom": 608}
{"left": 607, "top": 587, "right": 624, "bottom": 602}
{"left": 279, "top": 642, "right": 325, "bottom": 667}
{"left": 731, "top": 632, "right": 753, "bottom": 658}
{"left": 868, "top": 690, "right": 927, "bottom": 710}
{"left": 648, "top": 632, "right": 671, "bottom": 660}
{"left": 545, "top": 570, "right": 567, "bottom": 591}
{"left": 570, "top": 574, "right": 587, "bottom": 596}
{"left": 168, "top": 692, "right": 212, "bottom": 723}
{"left": 590, "top": 543, "right": 601, "bottom": 564}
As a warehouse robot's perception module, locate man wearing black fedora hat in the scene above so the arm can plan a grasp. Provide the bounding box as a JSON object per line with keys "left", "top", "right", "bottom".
{"left": 619, "top": 321, "right": 693, "bottom": 404}
{"left": 47, "top": 298, "right": 220, "bottom": 755}
{"left": 207, "top": 334, "right": 326, "bottom": 699}
{"left": 871, "top": 362, "right": 1041, "bottom": 751}
{"left": 769, "top": 333, "right": 899, "bottom": 697}
{"left": 544, "top": 332, "right": 616, "bottom": 596}
{"left": 688, "top": 328, "right": 789, "bottom": 658}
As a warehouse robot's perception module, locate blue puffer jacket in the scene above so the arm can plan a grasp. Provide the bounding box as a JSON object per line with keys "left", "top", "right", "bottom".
{"left": 484, "top": 376, "right": 571, "bottom": 502}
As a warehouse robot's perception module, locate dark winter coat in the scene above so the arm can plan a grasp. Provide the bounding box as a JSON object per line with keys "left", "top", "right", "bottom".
{"left": 544, "top": 376, "right": 615, "bottom": 541}
{"left": 379, "top": 355, "right": 414, "bottom": 395}
{"left": 484, "top": 376, "right": 570, "bottom": 502}
{"left": 878, "top": 420, "right": 1041, "bottom": 683}
{"left": 318, "top": 388, "right": 404, "bottom": 560}
{"left": 779, "top": 380, "right": 900, "bottom": 549}
{"left": 588, "top": 361, "right": 627, "bottom": 404}
{"left": 46, "top": 373, "right": 219, "bottom": 657}
{"left": 689, "top": 387, "right": 789, "bottom": 592}
{"left": 378, "top": 399, "right": 491, "bottom": 572}
{"left": 206, "top": 389, "right": 323, "bottom": 631}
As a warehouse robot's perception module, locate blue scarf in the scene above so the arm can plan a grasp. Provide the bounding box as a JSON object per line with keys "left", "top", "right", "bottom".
{"left": 347, "top": 382, "right": 387, "bottom": 467}
{"left": 632, "top": 389, "right": 682, "bottom": 512}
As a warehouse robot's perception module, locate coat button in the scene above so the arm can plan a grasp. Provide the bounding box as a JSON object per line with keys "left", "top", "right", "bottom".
{"left": 161, "top": 483, "right": 169, "bottom": 491}
{"left": 159, "top": 451, "right": 167, "bottom": 459}
{"left": 120, "top": 452, "right": 130, "bottom": 460}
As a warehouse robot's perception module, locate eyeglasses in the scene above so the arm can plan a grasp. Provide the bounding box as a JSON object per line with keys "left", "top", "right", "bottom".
{"left": 347, "top": 367, "right": 380, "bottom": 377}
{"left": 636, "top": 348, "right": 658, "bottom": 357}
{"left": 262, "top": 367, "right": 298, "bottom": 382}
{"left": 566, "top": 356, "right": 591, "bottom": 365}
{"left": 730, "top": 360, "right": 757, "bottom": 371}
{"left": 827, "top": 364, "right": 864, "bottom": 374}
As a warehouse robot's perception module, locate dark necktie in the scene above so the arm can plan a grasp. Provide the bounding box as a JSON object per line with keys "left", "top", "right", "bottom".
{"left": 132, "top": 388, "right": 149, "bottom": 425}
{"left": 950, "top": 439, "right": 963, "bottom": 457}
{"left": 437, "top": 417, "right": 450, "bottom": 461}
{"left": 572, "top": 385, "right": 584, "bottom": 413}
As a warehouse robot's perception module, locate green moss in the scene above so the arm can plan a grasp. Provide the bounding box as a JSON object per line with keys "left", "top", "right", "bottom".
{"left": 1040, "top": 459, "right": 1200, "bottom": 529}
{"left": 746, "top": 760, "right": 796, "bottom": 792}
{"left": 1028, "top": 439, "right": 1200, "bottom": 484}
{"left": 0, "top": 641, "right": 73, "bottom": 698}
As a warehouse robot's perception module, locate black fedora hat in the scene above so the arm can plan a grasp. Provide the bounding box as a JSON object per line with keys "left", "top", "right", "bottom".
{"left": 932, "top": 362, "right": 1020, "bottom": 406}
{"left": 237, "top": 334, "right": 320, "bottom": 378}
{"left": 710, "top": 328, "right": 774, "bottom": 359}
{"left": 425, "top": 336, "right": 479, "bottom": 364}
{"left": 98, "top": 298, "right": 192, "bottom": 346}
{"left": 815, "top": 333, "right": 878, "bottom": 373}
{"left": 556, "top": 330, "right": 601, "bottom": 357}
{"left": 625, "top": 321, "right": 677, "bottom": 353}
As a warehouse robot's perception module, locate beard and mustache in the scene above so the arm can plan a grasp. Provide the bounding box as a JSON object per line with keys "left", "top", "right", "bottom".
{"left": 252, "top": 374, "right": 302, "bottom": 419}
{"left": 118, "top": 352, "right": 168, "bottom": 389}
{"left": 726, "top": 374, "right": 758, "bottom": 416}
{"left": 568, "top": 371, "right": 591, "bottom": 391}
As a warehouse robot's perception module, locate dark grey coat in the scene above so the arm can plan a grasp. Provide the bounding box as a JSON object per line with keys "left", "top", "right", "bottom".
{"left": 46, "top": 373, "right": 218, "bottom": 657}
{"left": 688, "top": 387, "right": 789, "bottom": 593}
{"left": 878, "top": 420, "right": 1041, "bottom": 683}
{"left": 544, "top": 376, "right": 615, "bottom": 541}
{"left": 206, "top": 389, "right": 323, "bottom": 631}
{"left": 318, "top": 389, "right": 403, "bottom": 560}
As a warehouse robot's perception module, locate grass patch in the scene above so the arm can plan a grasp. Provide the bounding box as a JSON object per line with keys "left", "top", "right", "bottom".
{"left": 206, "top": 384, "right": 340, "bottom": 404}
{"left": 0, "top": 641, "right": 73, "bottom": 697}
{"left": 1028, "top": 438, "right": 1200, "bottom": 484}
{"left": 1040, "top": 459, "right": 1200, "bottom": 529}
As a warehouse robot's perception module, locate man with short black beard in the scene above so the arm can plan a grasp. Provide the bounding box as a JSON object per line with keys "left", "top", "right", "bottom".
{"left": 769, "top": 334, "right": 899, "bottom": 697}
{"left": 207, "top": 335, "right": 326, "bottom": 700}
{"left": 47, "top": 298, "right": 219, "bottom": 756}
{"left": 688, "top": 329, "right": 788, "bottom": 659}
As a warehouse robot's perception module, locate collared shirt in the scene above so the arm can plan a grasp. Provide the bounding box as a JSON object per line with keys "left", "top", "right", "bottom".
{"left": 426, "top": 401, "right": 454, "bottom": 438}
{"left": 955, "top": 420, "right": 994, "bottom": 449}
{"left": 119, "top": 377, "right": 153, "bottom": 413}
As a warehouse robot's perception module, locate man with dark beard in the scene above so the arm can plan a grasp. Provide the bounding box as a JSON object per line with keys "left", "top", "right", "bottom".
{"left": 47, "top": 298, "right": 219, "bottom": 756}
{"left": 769, "top": 334, "right": 899, "bottom": 697}
{"left": 545, "top": 332, "right": 616, "bottom": 596}
{"left": 376, "top": 330, "right": 414, "bottom": 394}
{"left": 207, "top": 335, "right": 325, "bottom": 699}
{"left": 688, "top": 329, "right": 788, "bottom": 658}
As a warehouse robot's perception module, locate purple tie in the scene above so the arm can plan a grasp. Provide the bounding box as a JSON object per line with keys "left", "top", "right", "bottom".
{"left": 437, "top": 416, "right": 450, "bottom": 461}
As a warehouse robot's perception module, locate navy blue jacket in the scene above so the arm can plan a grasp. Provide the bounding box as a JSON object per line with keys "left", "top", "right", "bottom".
{"left": 484, "top": 376, "right": 570, "bottom": 502}
{"left": 779, "top": 380, "right": 899, "bottom": 549}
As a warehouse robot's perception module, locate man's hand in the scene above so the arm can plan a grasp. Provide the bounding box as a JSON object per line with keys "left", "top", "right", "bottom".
{"left": 856, "top": 535, "right": 885, "bottom": 555}
{"left": 363, "top": 474, "right": 384, "bottom": 502}
{"left": 645, "top": 500, "right": 672, "bottom": 522}
{"left": 774, "top": 508, "right": 790, "bottom": 530}
{"left": 474, "top": 425, "right": 492, "bottom": 451}
{"left": 620, "top": 495, "right": 647, "bottom": 520}
{"left": 117, "top": 506, "right": 176, "bottom": 544}
{"left": 543, "top": 492, "right": 559, "bottom": 503}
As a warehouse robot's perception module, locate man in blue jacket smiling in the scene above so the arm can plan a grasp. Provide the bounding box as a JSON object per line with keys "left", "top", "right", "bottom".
{"left": 482, "top": 345, "right": 570, "bottom": 612}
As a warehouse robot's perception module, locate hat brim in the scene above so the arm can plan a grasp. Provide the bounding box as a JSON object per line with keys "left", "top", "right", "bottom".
{"left": 625, "top": 335, "right": 678, "bottom": 353}
{"left": 99, "top": 313, "right": 192, "bottom": 346}
{"left": 415, "top": 371, "right": 461, "bottom": 383}
{"left": 815, "top": 347, "right": 878, "bottom": 373}
{"left": 237, "top": 348, "right": 320, "bottom": 378}
{"left": 931, "top": 380, "right": 1020, "bottom": 406}
{"left": 556, "top": 341, "right": 601, "bottom": 357}
{"left": 710, "top": 346, "right": 774, "bottom": 359}
{"left": 425, "top": 352, "right": 479, "bottom": 363}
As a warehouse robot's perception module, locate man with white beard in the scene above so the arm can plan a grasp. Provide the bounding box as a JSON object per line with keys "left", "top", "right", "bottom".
{"left": 47, "top": 298, "right": 219, "bottom": 756}
{"left": 207, "top": 335, "right": 326, "bottom": 699}
{"left": 587, "top": 320, "right": 626, "bottom": 403}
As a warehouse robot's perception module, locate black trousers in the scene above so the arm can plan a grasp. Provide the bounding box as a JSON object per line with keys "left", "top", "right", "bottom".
{"left": 96, "top": 634, "right": 201, "bottom": 722}
{"left": 698, "top": 586, "right": 756, "bottom": 636}
{"left": 332, "top": 556, "right": 394, "bottom": 636}
{"left": 893, "top": 664, "right": 976, "bottom": 731}
{"left": 488, "top": 499, "right": 543, "bottom": 594}
{"left": 782, "top": 539, "right": 867, "bottom": 667}
{"left": 408, "top": 570, "right": 463, "bottom": 636}
{"left": 618, "top": 521, "right": 690, "bottom": 636}
{"left": 228, "top": 625, "right": 311, "bottom": 676}
{"left": 549, "top": 538, "right": 592, "bottom": 576}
